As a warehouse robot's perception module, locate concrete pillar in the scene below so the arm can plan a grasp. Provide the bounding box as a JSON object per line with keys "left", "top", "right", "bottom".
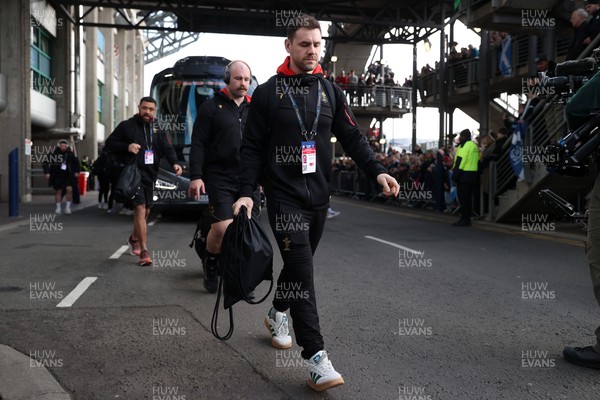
{"left": 0, "top": 0, "right": 31, "bottom": 202}
{"left": 83, "top": 8, "right": 98, "bottom": 162}
{"left": 138, "top": 33, "right": 145, "bottom": 98}
{"left": 53, "top": 12, "right": 71, "bottom": 132}
{"left": 115, "top": 29, "right": 126, "bottom": 124}
{"left": 125, "top": 29, "right": 134, "bottom": 117}
{"left": 99, "top": 9, "right": 114, "bottom": 142}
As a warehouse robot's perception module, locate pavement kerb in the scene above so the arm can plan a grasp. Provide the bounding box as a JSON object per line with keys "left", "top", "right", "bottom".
{"left": 0, "top": 344, "right": 72, "bottom": 400}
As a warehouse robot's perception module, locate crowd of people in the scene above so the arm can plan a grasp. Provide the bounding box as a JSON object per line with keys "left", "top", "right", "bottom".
{"left": 332, "top": 126, "right": 509, "bottom": 217}
{"left": 323, "top": 61, "right": 412, "bottom": 107}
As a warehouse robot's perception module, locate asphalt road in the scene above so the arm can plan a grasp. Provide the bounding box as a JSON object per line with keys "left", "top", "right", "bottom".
{"left": 0, "top": 197, "right": 598, "bottom": 400}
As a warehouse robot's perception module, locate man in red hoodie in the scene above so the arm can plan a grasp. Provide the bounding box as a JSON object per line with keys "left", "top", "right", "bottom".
{"left": 189, "top": 60, "right": 260, "bottom": 292}
{"left": 233, "top": 14, "right": 399, "bottom": 392}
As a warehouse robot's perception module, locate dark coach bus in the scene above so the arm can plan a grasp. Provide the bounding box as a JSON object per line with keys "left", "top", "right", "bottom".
{"left": 149, "top": 56, "right": 258, "bottom": 210}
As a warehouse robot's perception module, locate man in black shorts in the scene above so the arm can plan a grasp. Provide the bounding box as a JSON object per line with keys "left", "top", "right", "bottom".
{"left": 189, "top": 60, "right": 259, "bottom": 292}
{"left": 44, "top": 139, "right": 80, "bottom": 215}
{"left": 105, "top": 97, "right": 182, "bottom": 266}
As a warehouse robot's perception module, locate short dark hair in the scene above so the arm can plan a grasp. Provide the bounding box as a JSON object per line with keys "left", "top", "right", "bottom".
{"left": 286, "top": 14, "right": 321, "bottom": 42}
{"left": 139, "top": 96, "right": 156, "bottom": 105}
{"left": 459, "top": 129, "right": 471, "bottom": 140}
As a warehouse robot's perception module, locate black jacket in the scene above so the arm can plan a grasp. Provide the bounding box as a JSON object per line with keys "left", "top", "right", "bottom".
{"left": 43, "top": 147, "right": 79, "bottom": 178}
{"left": 239, "top": 57, "right": 387, "bottom": 209}
{"left": 587, "top": 12, "right": 600, "bottom": 45}
{"left": 105, "top": 114, "right": 179, "bottom": 185}
{"left": 567, "top": 21, "right": 589, "bottom": 61}
{"left": 189, "top": 88, "right": 250, "bottom": 184}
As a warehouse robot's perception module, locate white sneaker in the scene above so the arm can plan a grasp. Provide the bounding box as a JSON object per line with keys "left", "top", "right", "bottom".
{"left": 64, "top": 205, "right": 72, "bottom": 215}
{"left": 264, "top": 308, "right": 292, "bottom": 349}
{"left": 307, "top": 350, "right": 345, "bottom": 392}
{"left": 327, "top": 210, "right": 340, "bottom": 219}
{"left": 54, "top": 206, "right": 61, "bottom": 215}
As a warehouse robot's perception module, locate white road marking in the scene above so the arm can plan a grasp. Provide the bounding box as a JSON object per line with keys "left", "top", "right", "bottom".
{"left": 56, "top": 277, "right": 98, "bottom": 308}
{"left": 109, "top": 245, "right": 129, "bottom": 259}
{"left": 364, "top": 235, "right": 423, "bottom": 255}
{"left": 148, "top": 219, "right": 158, "bottom": 226}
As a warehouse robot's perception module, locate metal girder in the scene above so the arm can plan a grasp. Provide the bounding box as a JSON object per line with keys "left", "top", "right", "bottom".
{"left": 47, "top": 0, "right": 460, "bottom": 63}
{"left": 47, "top": 0, "right": 457, "bottom": 39}
{"left": 140, "top": 10, "right": 200, "bottom": 63}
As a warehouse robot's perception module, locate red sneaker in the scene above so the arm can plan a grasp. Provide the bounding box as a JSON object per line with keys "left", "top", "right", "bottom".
{"left": 139, "top": 250, "right": 152, "bottom": 266}
{"left": 127, "top": 235, "right": 141, "bottom": 256}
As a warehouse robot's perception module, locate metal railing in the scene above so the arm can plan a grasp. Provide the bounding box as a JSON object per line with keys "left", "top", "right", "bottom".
{"left": 331, "top": 170, "right": 365, "bottom": 197}
{"left": 341, "top": 85, "right": 412, "bottom": 110}
{"left": 449, "top": 58, "right": 479, "bottom": 90}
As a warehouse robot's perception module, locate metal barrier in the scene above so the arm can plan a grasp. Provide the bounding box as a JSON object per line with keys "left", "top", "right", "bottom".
{"left": 343, "top": 85, "right": 412, "bottom": 110}
{"left": 331, "top": 170, "right": 365, "bottom": 197}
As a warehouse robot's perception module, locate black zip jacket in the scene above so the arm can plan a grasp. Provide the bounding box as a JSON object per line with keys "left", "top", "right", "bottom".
{"left": 105, "top": 114, "right": 179, "bottom": 186}
{"left": 189, "top": 89, "right": 250, "bottom": 184}
{"left": 239, "top": 58, "right": 387, "bottom": 209}
{"left": 43, "top": 147, "right": 80, "bottom": 177}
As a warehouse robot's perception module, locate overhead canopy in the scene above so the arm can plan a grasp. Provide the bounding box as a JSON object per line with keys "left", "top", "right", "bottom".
{"left": 48, "top": 0, "right": 456, "bottom": 44}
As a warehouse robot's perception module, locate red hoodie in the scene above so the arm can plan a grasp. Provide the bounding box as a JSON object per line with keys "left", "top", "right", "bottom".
{"left": 276, "top": 56, "right": 324, "bottom": 76}
{"left": 220, "top": 87, "right": 251, "bottom": 103}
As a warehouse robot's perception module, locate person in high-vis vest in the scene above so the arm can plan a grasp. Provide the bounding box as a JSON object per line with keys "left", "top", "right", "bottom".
{"left": 451, "top": 129, "right": 479, "bottom": 226}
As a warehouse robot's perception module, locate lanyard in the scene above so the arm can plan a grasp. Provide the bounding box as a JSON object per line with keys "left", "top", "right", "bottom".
{"left": 284, "top": 80, "right": 321, "bottom": 142}
{"left": 144, "top": 123, "right": 153, "bottom": 149}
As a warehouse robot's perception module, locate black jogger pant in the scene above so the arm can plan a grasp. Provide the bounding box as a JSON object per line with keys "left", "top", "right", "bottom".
{"left": 267, "top": 199, "right": 327, "bottom": 359}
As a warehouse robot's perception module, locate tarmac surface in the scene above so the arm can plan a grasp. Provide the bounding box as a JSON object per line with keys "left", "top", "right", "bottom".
{"left": 0, "top": 192, "right": 596, "bottom": 399}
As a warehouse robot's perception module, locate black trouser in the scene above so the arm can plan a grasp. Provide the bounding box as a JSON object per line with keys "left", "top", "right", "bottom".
{"left": 457, "top": 182, "right": 474, "bottom": 221}
{"left": 98, "top": 176, "right": 110, "bottom": 203}
{"left": 267, "top": 199, "right": 327, "bottom": 359}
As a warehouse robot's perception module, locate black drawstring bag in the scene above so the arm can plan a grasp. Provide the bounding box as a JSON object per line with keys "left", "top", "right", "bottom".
{"left": 114, "top": 154, "right": 141, "bottom": 204}
{"left": 211, "top": 206, "right": 274, "bottom": 341}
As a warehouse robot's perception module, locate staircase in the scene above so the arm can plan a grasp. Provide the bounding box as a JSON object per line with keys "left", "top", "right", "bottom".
{"left": 491, "top": 96, "right": 581, "bottom": 221}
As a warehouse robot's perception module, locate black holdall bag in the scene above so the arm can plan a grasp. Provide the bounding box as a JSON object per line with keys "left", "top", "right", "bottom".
{"left": 211, "top": 206, "right": 274, "bottom": 341}
{"left": 114, "top": 154, "right": 142, "bottom": 204}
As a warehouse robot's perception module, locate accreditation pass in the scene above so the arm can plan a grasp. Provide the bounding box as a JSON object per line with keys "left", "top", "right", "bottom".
{"left": 301, "top": 141, "right": 316, "bottom": 174}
